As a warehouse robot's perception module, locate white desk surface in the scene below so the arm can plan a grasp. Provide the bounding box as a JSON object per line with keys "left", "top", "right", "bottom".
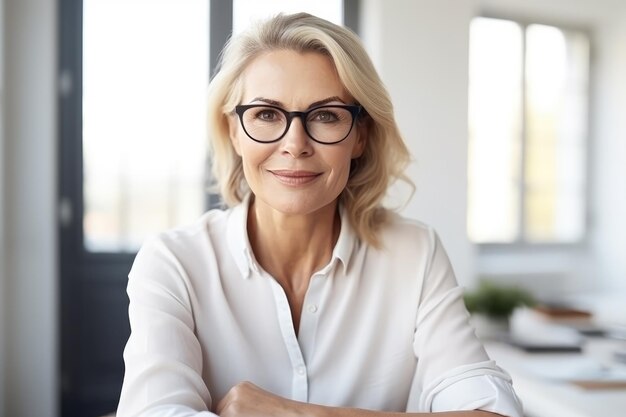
{"left": 485, "top": 340, "right": 626, "bottom": 417}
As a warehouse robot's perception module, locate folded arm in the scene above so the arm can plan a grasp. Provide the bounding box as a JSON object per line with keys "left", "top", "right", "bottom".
{"left": 216, "top": 382, "right": 506, "bottom": 417}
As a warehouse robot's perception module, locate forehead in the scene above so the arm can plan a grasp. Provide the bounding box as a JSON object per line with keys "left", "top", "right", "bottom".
{"left": 240, "top": 49, "right": 351, "bottom": 106}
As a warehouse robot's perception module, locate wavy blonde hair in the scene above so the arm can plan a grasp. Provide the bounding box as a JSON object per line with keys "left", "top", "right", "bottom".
{"left": 207, "top": 12, "right": 413, "bottom": 247}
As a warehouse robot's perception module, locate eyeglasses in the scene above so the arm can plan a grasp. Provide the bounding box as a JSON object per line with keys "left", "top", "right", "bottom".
{"left": 234, "top": 104, "right": 362, "bottom": 144}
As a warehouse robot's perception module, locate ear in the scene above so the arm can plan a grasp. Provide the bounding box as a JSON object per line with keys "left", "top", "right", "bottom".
{"left": 228, "top": 114, "right": 243, "bottom": 156}
{"left": 351, "top": 121, "right": 367, "bottom": 158}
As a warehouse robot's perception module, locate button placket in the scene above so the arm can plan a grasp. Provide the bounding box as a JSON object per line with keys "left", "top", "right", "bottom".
{"left": 297, "top": 273, "right": 326, "bottom": 368}
{"left": 268, "top": 277, "right": 309, "bottom": 402}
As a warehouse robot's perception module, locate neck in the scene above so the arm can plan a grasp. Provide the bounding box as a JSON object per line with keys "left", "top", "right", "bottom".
{"left": 247, "top": 198, "right": 340, "bottom": 291}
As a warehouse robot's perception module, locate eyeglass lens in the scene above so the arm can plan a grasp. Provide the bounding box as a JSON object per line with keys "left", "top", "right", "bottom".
{"left": 239, "top": 105, "right": 356, "bottom": 143}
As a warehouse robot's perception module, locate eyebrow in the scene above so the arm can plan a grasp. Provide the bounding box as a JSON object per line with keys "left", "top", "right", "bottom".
{"left": 247, "top": 96, "right": 347, "bottom": 109}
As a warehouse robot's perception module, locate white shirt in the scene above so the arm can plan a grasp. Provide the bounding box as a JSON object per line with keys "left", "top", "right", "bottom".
{"left": 117, "top": 199, "right": 523, "bottom": 417}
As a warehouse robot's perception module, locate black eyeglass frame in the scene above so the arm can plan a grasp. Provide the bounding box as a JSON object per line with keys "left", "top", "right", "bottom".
{"left": 234, "top": 104, "right": 363, "bottom": 144}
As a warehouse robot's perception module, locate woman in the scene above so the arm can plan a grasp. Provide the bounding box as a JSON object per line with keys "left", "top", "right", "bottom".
{"left": 117, "top": 12, "right": 523, "bottom": 417}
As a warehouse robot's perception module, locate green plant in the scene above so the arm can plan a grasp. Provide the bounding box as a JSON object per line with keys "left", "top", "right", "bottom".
{"left": 464, "top": 280, "right": 535, "bottom": 319}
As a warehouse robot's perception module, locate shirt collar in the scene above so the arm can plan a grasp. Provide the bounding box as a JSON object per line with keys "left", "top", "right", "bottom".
{"left": 330, "top": 203, "right": 357, "bottom": 275}
{"left": 226, "top": 194, "right": 358, "bottom": 279}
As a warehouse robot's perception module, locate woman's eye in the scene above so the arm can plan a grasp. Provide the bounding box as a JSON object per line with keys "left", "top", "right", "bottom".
{"left": 312, "top": 111, "right": 338, "bottom": 122}
{"left": 257, "top": 110, "right": 278, "bottom": 121}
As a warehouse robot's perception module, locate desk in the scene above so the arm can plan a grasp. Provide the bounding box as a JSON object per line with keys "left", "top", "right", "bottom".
{"left": 485, "top": 340, "right": 626, "bottom": 417}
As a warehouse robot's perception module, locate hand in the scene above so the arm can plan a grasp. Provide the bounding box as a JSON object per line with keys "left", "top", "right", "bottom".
{"left": 215, "top": 381, "right": 315, "bottom": 417}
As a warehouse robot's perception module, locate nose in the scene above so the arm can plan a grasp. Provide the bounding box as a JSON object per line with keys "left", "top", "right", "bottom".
{"left": 280, "top": 116, "right": 313, "bottom": 157}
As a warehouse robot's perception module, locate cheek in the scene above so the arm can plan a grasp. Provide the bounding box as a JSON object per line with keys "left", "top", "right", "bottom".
{"left": 239, "top": 150, "right": 261, "bottom": 190}
{"left": 238, "top": 142, "right": 274, "bottom": 172}
{"left": 327, "top": 152, "right": 354, "bottom": 184}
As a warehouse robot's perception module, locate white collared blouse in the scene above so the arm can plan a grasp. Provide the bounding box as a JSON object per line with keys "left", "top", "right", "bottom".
{"left": 117, "top": 199, "right": 523, "bottom": 417}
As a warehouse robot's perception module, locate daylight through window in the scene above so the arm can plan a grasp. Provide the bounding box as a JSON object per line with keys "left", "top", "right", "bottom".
{"left": 467, "top": 17, "right": 589, "bottom": 244}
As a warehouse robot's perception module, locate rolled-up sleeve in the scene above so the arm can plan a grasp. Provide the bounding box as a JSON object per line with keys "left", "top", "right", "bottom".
{"left": 406, "top": 232, "right": 523, "bottom": 417}
{"left": 117, "top": 237, "right": 217, "bottom": 417}
{"left": 429, "top": 372, "right": 523, "bottom": 416}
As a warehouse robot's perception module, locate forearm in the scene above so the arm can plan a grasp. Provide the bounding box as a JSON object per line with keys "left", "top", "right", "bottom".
{"left": 308, "top": 404, "right": 504, "bottom": 417}
{"left": 215, "top": 382, "right": 510, "bottom": 417}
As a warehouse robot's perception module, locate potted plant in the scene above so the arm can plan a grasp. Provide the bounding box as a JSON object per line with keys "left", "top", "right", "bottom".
{"left": 464, "top": 280, "right": 535, "bottom": 339}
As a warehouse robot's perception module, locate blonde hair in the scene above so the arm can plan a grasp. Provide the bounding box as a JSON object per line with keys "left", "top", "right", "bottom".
{"left": 207, "top": 12, "right": 413, "bottom": 246}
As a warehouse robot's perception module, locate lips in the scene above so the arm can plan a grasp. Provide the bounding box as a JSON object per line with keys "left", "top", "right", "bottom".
{"left": 268, "top": 169, "right": 322, "bottom": 186}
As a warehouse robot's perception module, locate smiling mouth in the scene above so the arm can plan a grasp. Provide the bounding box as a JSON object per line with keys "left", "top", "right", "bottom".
{"left": 269, "top": 170, "right": 322, "bottom": 186}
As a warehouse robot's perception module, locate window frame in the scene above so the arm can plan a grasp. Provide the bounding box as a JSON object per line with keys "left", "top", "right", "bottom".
{"left": 470, "top": 13, "right": 594, "bottom": 251}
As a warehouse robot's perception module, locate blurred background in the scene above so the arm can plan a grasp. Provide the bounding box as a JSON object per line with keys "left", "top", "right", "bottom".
{"left": 1, "top": 0, "right": 625, "bottom": 416}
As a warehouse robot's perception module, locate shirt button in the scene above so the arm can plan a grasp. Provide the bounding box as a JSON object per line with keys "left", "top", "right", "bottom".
{"left": 307, "top": 304, "right": 318, "bottom": 313}
{"left": 296, "top": 366, "right": 306, "bottom": 375}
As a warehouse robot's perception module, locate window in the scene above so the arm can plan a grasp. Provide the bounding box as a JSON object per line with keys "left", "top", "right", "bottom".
{"left": 82, "top": 0, "right": 210, "bottom": 252}
{"left": 467, "top": 17, "right": 590, "bottom": 245}
{"left": 82, "top": 0, "right": 346, "bottom": 252}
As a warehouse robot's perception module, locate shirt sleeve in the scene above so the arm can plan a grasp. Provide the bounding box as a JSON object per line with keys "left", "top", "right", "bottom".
{"left": 405, "top": 231, "right": 524, "bottom": 417}
{"left": 117, "top": 236, "right": 217, "bottom": 417}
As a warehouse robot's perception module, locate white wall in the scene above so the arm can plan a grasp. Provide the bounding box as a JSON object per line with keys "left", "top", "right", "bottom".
{"left": 361, "top": 0, "right": 626, "bottom": 295}
{"left": 0, "top": 0, "right": 5, "bottom": 411}
{"left": 361, "top": 0, "right": 477, "bottom": 286}
{"left": 593, "top": 4, "right": 626, "bottom": 291}
{"left": 3, "top": 1, "right": 58, "bottom": 417}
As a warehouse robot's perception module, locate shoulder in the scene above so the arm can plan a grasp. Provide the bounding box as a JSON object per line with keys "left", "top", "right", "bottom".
{"left": 359, "top": 211, "right": 445, "bottom": 274}
{"left": 377, "top": 211, "right": 439, "bottom": 251}
{"left": 135, "top": 207, "right": 232, "bottom": 265}
{"left": 158, "top": 207, "right": 227, "bottom": 242}
{"left": 128, "top": 206, "right": 237, "bottom": 296}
